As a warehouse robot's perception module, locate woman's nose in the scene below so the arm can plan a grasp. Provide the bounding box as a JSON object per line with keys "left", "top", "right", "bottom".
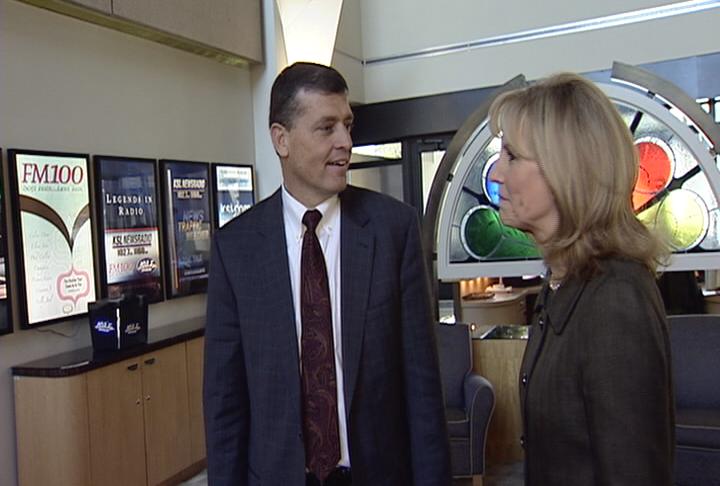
{"left": 490, "top": 159, "right": 506, "bottom": 183}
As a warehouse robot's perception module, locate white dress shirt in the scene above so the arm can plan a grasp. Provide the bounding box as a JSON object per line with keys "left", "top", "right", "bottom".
{"left": 281, "top": 186, "right": 350, "bottom": 468}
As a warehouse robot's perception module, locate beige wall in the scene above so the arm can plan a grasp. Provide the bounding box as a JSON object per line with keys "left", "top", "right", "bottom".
{"left": 351, "top": 0, "right": 720, "bottom": 102}
{"left": 0, "top": 1, "right": 255, "bottom": 485}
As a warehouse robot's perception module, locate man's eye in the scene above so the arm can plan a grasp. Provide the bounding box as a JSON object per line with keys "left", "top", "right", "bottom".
{"left": 345, "top": 122, "right": 354, "bottom": 132}
{"left": 320, "top": 125, "right": 333, "bottom": 133}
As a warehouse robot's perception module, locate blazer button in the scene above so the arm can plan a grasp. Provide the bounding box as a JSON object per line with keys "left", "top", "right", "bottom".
{"left": 520, "top": 435, "right": 526, "bottom": 448}
{"left": 538, "top": 317, "right": 545, "bottom": 329}
{"left": 521, "top": 373, "right": 528, "bottom": 386}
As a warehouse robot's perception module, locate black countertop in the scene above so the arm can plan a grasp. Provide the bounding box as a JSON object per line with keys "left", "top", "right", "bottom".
{"left": 12, "top": 317, "right": 205, "bottom": 378}
{"left": 473, "top": 324, "right": 530, "bottom": 340}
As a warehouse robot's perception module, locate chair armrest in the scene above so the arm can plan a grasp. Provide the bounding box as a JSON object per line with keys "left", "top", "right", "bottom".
{"left": 464, "top": 373, "right": 495, "bottom": 475}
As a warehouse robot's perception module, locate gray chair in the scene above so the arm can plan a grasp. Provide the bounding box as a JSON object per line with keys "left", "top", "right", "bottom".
{"left": 668, "top": 314, "right": 720, "bottom": 486}
{"left": 436, "top": 323, "right": 495, "bottom": 484}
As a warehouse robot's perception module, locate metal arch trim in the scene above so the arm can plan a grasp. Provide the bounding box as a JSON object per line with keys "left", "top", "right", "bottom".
{"left": 611, "top": 61, "right": 720, "bottom": 154}
{"left": 425, "top": 75, "right": 528, "bottom": 284}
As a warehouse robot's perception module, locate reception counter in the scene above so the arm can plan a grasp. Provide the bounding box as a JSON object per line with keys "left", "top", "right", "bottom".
{"left": 472, "top": 324, "right": 529, "bottom": 466}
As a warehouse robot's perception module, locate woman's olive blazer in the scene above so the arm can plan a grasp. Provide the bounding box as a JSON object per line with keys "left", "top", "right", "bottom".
{"left": 519, "top": 258, "right": 674, "bottom": 486}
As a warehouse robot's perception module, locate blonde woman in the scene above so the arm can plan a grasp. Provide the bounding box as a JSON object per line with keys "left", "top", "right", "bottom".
{"left": 489, "top": 73, "right": 674, "bottom": 485}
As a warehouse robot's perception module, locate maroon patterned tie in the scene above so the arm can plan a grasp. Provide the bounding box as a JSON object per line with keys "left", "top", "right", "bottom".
{"left": 300, "top": 209, "right": 340, "bottom": 481}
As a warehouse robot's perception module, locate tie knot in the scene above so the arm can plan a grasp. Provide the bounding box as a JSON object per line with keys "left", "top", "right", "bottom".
{"left": 303, "top": 209, "right": 322, "bottom": 232}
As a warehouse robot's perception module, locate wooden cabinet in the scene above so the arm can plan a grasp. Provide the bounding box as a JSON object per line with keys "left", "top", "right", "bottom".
{"left": 87, "top": 357, "right": 147, "bottom": 486}
{"left": 86, "top": 346, "right": 191, "bottom": 486}
{"left": 14, "top": 375, "right": 92, "bottom": 486}
{"left": 186, "top": 337, "right": 206, "bottom": 463}
{"left": 15, "top": 341, "right": 202, "bottom": 486}
{"left": 141, "top": 346, "right": 192, "bottom": 485}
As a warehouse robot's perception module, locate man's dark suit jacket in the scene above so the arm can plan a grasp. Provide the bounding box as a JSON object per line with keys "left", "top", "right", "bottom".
{"left": 203, "top": 185, "right": 452, "bottom": 486}
{"left": 520, "top": 258, "right": 675, "bottom": 485}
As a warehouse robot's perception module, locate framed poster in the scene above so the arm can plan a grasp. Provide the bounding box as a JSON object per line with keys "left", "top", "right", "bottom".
{"left": 0, "top": 152, "right": 13, "bottom": 335}
{"left": 160, "top": 160, "right": 211, "bottom": 298}
{"left": 94, "top": 155, "right": 164, "bottom": 303}
{"left": 211, "top": 163, "right": 255, "bottom": 229}
{"left": 8, "top": 149, "right": 96, "bottom": 328}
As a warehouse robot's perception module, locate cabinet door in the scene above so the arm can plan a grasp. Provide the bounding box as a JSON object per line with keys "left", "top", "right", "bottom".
{"left": 15, "top": 375, "right": 91, "bottom": 486}
{"left": 186, "top": 337, "right": 206, "bottom": 463}
{"left": 142, "top": 344, "right": 192, "bottom": 485}
{"left": 87, "top": 358, "right": 147, "bottom": 486}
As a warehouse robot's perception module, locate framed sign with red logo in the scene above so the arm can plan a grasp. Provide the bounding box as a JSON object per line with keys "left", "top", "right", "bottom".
{"left": 8, "top": 149, "right": 97, "bottom": 328}
{"left": 94, "top": 155, "right": 164, "bottom": 303}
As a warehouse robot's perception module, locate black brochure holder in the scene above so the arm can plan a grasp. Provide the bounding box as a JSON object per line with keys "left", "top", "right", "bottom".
{"left": 89, "top": 294, "right": 148, "bottom": 351}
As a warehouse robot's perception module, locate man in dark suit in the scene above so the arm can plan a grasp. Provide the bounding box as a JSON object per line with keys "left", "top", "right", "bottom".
{"left": 203, "top": 62, "right": 451, "bottom": 486}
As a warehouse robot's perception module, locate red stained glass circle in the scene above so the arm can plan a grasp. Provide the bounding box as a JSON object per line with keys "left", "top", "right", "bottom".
{"left": 633, "top": 137, "right": 674, "bottom": 210}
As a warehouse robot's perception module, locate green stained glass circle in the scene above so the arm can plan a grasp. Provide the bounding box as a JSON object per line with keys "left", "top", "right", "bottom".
{"left": 460, "top": 205, "right": 540, "bottom": 260}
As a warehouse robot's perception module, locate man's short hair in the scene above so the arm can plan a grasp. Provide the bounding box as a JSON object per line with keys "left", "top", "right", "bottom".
{"left": 269, "top": 62, "right": 348, "bottom": 128}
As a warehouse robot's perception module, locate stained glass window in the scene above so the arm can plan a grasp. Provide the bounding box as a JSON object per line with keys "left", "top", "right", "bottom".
{"left": 436, "top": 81, "right": 720, "bottom": 279}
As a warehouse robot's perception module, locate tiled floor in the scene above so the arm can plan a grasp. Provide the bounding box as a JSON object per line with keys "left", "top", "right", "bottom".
{"left": 182, "top": 462, "right": 524, "bottom": 485}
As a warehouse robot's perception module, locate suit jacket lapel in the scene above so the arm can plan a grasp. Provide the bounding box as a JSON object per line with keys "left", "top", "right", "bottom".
{"left": 255, "top": 189, "right": 301, "bottom": 376}
{"left": 339, "top": 187, "right": 374, "bottom": 417}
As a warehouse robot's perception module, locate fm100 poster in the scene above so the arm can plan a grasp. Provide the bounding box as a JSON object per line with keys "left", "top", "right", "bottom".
{"left": 160, "top": 160, "right": 211, "bottom": 298}
{"left": 213, "top": 164, "right": 255, "bottom": 228}
{"left": 95, "top": 156, "right": 164, "bottom": 302}
{"left": 0, "top": 155, "right": 11, "bottom": 335}
{"left": 9, "top": 150, "right": 96, "bottom": 328}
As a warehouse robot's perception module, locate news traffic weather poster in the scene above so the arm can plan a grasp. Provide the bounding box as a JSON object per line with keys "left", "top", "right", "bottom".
{"left": 12, "top": 151, "right": 96, "bottom": 326}
{"left": 214, "top": 164, "right": 255, "bottom": 228}
{"left": 97, "top": 157, "right": 163, "bottom": 302}
{"left": 162, "top": 161, "right": 211, "bottom": 297}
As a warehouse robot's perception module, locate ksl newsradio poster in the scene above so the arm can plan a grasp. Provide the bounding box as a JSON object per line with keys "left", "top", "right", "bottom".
{"left": 11, "top": 151, "right": 96, "bottom": 327}
{"left": 162, "top": 161, "right": 211, "bottom": 297}
{"left": 96, "top": 157, "right": 163, "bottom": 302}
{"left": 214, "top": 164, "right": 255, "bottom": 228}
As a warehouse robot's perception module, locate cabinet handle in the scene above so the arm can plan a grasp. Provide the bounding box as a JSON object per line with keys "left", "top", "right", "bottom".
{"left": 145, "top": 395, "right": 151, "bottom": 401}
{"left": 144, "top": 358, "right": 156, "bottom": 365}
{"left": 127, "top": 363, "right": 139, "bottom": 371}
{"left": 136, "top": 399, "right": 141, "bottom": 405}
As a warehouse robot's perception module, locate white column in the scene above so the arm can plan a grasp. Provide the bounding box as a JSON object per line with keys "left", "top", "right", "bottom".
{"left": 251, "top": 0, "right": 287, "bottom": 200}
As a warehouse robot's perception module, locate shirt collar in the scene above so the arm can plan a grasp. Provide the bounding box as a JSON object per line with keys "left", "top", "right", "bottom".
{"left": 281, "top": 185, "right": 340, "bottom": 241}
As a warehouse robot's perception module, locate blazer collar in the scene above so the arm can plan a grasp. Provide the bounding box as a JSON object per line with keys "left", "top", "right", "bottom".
{"left": 338, "top": 186, "right": 373, "bottom": 416}
{"left": 538, "top": 276, "right": 587, "bottom": 334}
{"left": 256, "top": 188, "right": 284, "bottom": 237}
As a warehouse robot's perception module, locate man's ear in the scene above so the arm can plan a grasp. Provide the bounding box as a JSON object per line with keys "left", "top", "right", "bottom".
{"left": 270, "top": 122, "right": 289, "bottom": 158}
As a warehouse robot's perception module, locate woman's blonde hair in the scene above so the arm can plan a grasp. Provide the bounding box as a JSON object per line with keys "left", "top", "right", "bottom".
{"left": 489, "top": 72, "right": 667, "bottom": 278}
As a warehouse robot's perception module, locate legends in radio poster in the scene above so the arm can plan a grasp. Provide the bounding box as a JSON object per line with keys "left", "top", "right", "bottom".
{"left": 214, "top": 164, "right": 255, "bottom": 228}
{"left": 12, "top": 151, "right": 96, "bottom": 326}
{"left": 97, "top": 157, "right": 163, "bottom": 302}
{"left": 162, "top": 161, "right": 211, "bottom": 297}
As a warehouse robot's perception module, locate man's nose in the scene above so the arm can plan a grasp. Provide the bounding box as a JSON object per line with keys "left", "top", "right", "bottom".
{"left": 335, "top": 126, "right": 352, "bottom": 150}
